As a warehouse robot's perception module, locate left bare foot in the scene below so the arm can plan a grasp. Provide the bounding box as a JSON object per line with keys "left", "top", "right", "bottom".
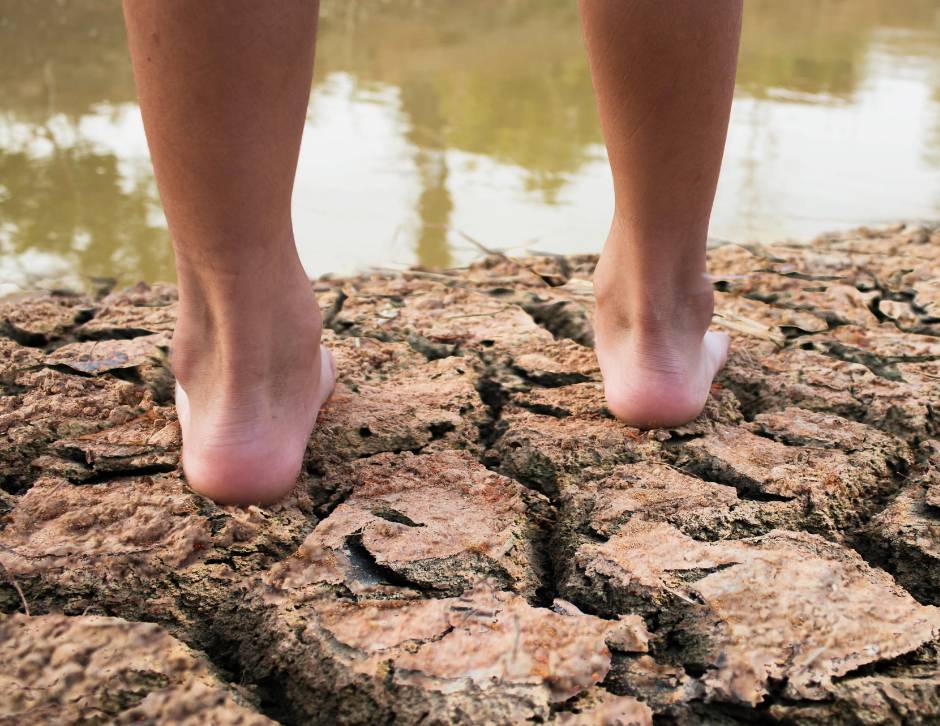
{"left": 172, "top": 255, "right": 335, "bottom": 505}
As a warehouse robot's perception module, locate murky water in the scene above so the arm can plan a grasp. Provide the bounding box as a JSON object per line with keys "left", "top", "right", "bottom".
{"left": 1, "top": 0, "right": 939, "bottom": 293}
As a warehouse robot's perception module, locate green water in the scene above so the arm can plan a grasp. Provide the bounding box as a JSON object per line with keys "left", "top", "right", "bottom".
{"left": 1, "top": 0, "right": 939, "bottom": 293}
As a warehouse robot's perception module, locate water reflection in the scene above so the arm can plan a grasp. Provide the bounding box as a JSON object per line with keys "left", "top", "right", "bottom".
{"left": 317, "top": 1, "right": 598, "bottom": 201}
{"left": 1, "top": 0, "right": 939, "bottom": 292}
{"left": 401, "top": 79, "right": 453, "bottom": 270}
{"left": 0, "top": 0, "right": 135, "bottom": 120}
{"left": 0, "top": 0, "right": 170, "bottom": 289}
{"left": 739, "top": 0, "right": 940, "bottom": 99}
{"left": 0, "top": 130, "right": 171, "bottom": 284}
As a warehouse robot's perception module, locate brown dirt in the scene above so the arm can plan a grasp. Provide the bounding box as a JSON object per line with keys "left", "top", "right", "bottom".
{"left": 2, "top": 223, "right": 940, "bottom": 724}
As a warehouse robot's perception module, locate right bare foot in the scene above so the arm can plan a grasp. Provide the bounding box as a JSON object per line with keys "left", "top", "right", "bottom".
{"left": 593, "top": 247, "right": 730, "bottom": 429}
{"left": 172, "top": 255, "right": 335, "bottom": 505}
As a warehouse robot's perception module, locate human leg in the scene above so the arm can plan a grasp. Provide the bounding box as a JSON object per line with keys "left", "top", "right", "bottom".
{"left": 579, "top": 0, "right": 742, "bottom": 427}
{"left": 123, "top": 0, "right": 333, "bottom": 503}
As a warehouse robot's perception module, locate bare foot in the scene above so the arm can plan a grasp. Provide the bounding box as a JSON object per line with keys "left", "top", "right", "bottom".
{"left": 593, "top": 253, "right": 730, "bottom": 429}
{"left": 172, "top": 259, "right": 335, "bottom": 505}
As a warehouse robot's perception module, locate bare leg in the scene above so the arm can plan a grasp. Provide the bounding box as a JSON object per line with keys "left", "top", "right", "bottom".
{"left": 580, "top": 0, "right": 741, "bottom": 428}
{"left": 123, "top": 1, "right": 334, "bottom": 504}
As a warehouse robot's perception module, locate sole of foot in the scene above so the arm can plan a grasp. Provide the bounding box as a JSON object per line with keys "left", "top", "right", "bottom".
{"left": 176, "top": 344, "right": 336, "bottom": 506}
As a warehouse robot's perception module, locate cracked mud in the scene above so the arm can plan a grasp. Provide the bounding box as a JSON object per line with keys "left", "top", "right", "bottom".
{"left": 3, "top": 224, "right": 940, "bottom": 724}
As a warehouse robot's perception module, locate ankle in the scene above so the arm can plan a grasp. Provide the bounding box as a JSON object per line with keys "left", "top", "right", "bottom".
{"left": 175, "top": 237, "right": 309, "bottom": 302}
{"left": 592, "top": 222, "right": 715, "bottom": 337}
{"left": 593, "top": 268, "right": 715, "bottom": 339}
{"left": 170, "top": 254, "right": 321, "bottom": 392}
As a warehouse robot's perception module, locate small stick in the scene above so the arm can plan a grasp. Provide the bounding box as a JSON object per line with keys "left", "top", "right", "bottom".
{"left": 0, "top": 561, "right": 30, "bottom": 616}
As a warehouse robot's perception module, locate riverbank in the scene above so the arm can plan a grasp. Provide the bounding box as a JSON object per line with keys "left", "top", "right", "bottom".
{"left": 2, "top": 224, "right": 940, "bottom": 724}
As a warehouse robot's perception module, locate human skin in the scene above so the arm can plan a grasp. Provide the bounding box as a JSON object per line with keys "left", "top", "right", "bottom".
{"left": 122, "top": 0, "right": 741, "bottom": 504}
{"left": 122, "top": 0, "right": 334, "bottom": 504}
{"left": 580, "top": 0, "right": 742, "bottom": 427}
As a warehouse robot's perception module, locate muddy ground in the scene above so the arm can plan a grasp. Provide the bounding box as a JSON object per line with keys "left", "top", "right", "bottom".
{"left": 2, "top": 224, "right": 940, "bottom": 724}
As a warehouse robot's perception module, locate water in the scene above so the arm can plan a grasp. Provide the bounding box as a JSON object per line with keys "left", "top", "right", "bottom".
{"left": 1, "top": 0, "right": 939, "bottom": 294}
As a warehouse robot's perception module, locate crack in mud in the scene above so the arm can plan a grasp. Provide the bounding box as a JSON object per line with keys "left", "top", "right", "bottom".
{"left": 5, "top": 226, "right": 940, "bottom": 724}
{"left": 520, "top": 300, "right": 595, "bottom": 348}
{"left": 803, "top": 339, "right": 940, "bottom": 381}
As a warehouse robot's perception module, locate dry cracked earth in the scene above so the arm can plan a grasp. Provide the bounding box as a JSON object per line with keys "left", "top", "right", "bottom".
{"left": 2, "top": 224, "right": 940, "bottom": 724}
